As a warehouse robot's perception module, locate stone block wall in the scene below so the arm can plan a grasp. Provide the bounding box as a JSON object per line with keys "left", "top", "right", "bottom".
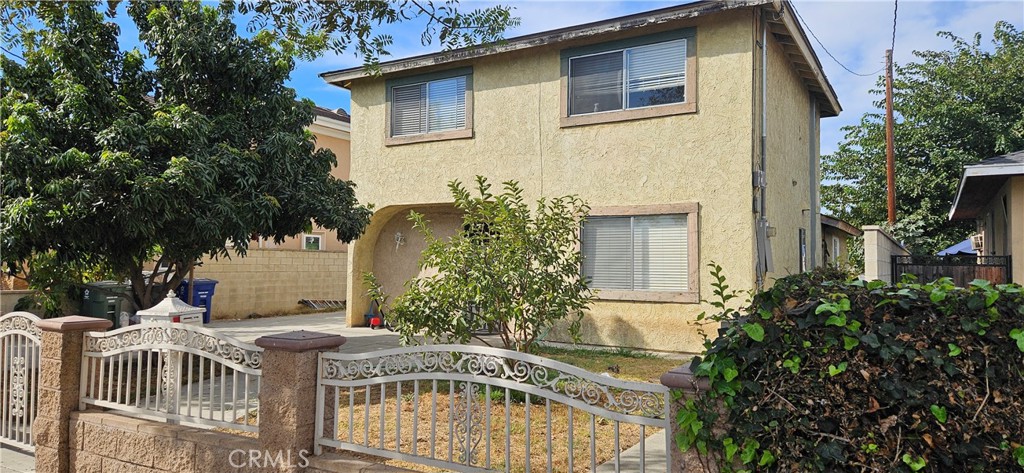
{"left": 191, "top": 249, "right": 348, "bottom": 320}
{"left": 862, "top": 225, "right": 909, "bottom": 283}
{"left": 69, "top": 411, "right": 263, "bottom": 473}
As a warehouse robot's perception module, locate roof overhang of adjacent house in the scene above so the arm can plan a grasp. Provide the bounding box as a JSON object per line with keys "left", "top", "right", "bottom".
{"left": 820, "top": 215, "right": 863, "bottom": 237}
{"left": 319, "top": 0, "right": 841, "bottom": 117}
{"left": 949, "top": 150, "right": 1024, "bottom": 220}
{"left": 309, "top": 106, "right": 351, "bottom": 141}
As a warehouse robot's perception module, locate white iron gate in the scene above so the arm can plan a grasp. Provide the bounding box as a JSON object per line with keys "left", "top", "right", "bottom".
{"left": 80, "top": 323, "right": 263, "bottom": 432}
{"left": 315, "top": 345, "right": 670, "bottom": 472}
{"left": 0, "top": 312, "right": 42, "bottom": 452}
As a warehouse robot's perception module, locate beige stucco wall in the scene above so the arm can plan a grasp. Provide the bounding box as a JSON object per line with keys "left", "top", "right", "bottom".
{"left": 345, "top": 10, "right": 758, "bottom": 354}
{"left": 822, "top": 227, "right": 853, "bottom": 268}
{"left": 190, "top": 248, "right": 347, "bottom": 320}
{"left": 763, "top": 31, "right": 817, "bottom": 278}
{"left": 977, "top": 176, "right": 1023, "bottom": 284}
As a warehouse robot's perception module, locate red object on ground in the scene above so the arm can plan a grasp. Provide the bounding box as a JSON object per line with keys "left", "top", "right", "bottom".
{"left": 370, "top": 317, "right": 382, "bottom": 328}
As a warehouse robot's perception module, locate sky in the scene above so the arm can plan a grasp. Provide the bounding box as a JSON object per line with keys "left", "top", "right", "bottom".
{"left": 284, "top": 0, "right": 1023, "bottom": 156}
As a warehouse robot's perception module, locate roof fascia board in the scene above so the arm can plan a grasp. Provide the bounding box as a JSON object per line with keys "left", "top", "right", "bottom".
{"left": 320, "top": 1, "right": 768, "bottom": 85}
{"left": 949, "top": 163, "right": 1024, "bottom": 220}
{"left": 771, "top": 1, "right": 841, "bottom": 115}
{"left": 309, "top": 118, "right": 351, "bottom": 141}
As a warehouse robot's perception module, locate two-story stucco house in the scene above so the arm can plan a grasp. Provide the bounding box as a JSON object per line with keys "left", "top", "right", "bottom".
{"left": 321, "top": 0, "right": 841, "bottom": 353}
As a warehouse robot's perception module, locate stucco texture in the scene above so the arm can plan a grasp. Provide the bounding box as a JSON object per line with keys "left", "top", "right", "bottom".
{"left": 344, "top": 9, "right": 822, "bottom": 353}
{"left": 763, "top": 30, "right": 817, "bottom": 280}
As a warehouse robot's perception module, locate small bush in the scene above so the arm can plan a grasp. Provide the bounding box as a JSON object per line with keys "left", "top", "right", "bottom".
{"left": 679, "top": 266, "right": 1024, "bottom": 472}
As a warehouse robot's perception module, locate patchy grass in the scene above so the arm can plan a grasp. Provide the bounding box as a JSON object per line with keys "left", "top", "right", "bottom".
{"left": 532, "top": 345, "right": 683, "bottom": 384}
{"left": 327, "top": 384, "right": 654, "bottom": 473}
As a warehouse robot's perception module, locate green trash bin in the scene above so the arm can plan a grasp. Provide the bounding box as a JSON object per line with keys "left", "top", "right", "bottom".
{"left": 82, "top": 281, "right": 131, "bottom": 329}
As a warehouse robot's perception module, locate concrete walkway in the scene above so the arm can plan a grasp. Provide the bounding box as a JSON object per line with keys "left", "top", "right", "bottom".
{"left": 205, "top": 311, "right": 406, "bottom": 353}
{"left": 0, "top": 445, "right": 34, "bottom": 473}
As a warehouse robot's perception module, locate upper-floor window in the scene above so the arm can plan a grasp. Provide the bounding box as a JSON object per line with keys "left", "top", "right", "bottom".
{"left": 570, "top": 39, "right": 687, "bottom": 115}
{"left": 303, "top": 234, "right": 323, "bottom": 251}
{"left": 561, "top": 30, "right": 696, "bottom": 127}
{"left": 386, "top": 68, "right": 473, "bottom": 145}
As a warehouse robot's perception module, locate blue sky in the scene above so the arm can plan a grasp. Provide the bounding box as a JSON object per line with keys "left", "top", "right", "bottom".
{"left": 284, "top": 0, "right": 1022, "bottom": 155}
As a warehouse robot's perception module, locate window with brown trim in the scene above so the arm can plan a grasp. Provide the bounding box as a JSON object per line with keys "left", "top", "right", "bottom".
{"left": 581, "top": 203, "right": 699, "bottom": 303}
{"left": 561, "top": 29, "right": 697, "bottom": 127}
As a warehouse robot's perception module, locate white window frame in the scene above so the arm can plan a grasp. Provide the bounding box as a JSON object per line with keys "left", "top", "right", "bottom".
{"left": 582, "top": 203, "right": 699, "bottom": 303}
{"left": 303, "top": 234, "right": 324, "bottom": 251}
{"left": 832, "top": 236, "right": 840, "bottom": 263}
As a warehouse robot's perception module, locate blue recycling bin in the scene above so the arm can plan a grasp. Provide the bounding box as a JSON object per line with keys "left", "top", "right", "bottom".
{"left": 176, "top": 278, "right": 218, "bottom": 323}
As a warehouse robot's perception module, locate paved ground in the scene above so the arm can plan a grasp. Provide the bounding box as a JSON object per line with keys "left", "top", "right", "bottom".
{"left": 0, "top": 445, "right": 34, "bottom": 473}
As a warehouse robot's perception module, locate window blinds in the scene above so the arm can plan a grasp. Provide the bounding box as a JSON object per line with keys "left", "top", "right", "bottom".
{"left": 582, "top": 214, "right": 688, "bottom": 292}
{"left": 568, "top": 38, "right": 687, "bottom": 115}
{"left": 391, "top": 75, "right": 466, "bottom": 136}
{"left": 569, "top": 51, "right": 624, "bottom": 115}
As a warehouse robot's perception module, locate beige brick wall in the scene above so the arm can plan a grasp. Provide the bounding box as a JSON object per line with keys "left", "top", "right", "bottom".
{"left": 863, "top": 225, "right": 909, "bottom": 283}
{"left": 191, "top": 249, "right": 347, "bottom": 320}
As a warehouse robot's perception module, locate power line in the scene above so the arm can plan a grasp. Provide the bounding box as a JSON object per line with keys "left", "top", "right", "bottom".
{"left": 891, "top": 0, "right": 899, "bottom": 54}
{"left": 791, "top": 4, "right": 885, "bottom": 78}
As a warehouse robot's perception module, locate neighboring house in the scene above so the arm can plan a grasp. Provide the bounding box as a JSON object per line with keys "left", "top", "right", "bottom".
{"left": 949, "top": 149, "right": 1024, "bottom": 284}
{"left": 187, "top": 106, "right": 354, "bottom": 319}
{"left": 321, "top": 0, "right": 841, "bottom": 353}
{"left": 821, "top": 215, "right": 862, "bottom": 268}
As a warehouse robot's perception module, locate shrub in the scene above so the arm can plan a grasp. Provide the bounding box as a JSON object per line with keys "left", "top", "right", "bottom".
{"left": 369, "top": 177, "right": 592, "bottom": 353}
{"left": 679, "top": 266, "right": 1024, "bottom": 472}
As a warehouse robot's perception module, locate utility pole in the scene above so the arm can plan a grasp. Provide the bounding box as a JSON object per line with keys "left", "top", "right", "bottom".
{"left": 885, "top": 49, "right": 896, "bottom": 225}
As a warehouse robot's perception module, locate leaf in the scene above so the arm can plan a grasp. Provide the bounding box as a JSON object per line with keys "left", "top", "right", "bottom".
{"left": 930, "top": 404, "right": 947, "bottom": 423}
{"left": 947, "top": 343, "right": 962, "bottom": 356}
{"left": 758, "top": 450, "right": 776, "bottom": 467}
{"left": 723, "top": 367, "right": 739, "bottom": 382}
{"left": 843, "top": 336, "right": 860, "bottom": 351}
{"left": 742, "top": 323, "right": 765, "bottom": 342}
{"left": 827, "top": 362, "right": 848, "bottom": 377}
{"left": 902, "top": 453, "right": 927, "bottom": 471}
{"left": 1011, "top": 328, "right": 1024, "bottom": 353}
{"left": 825, "top": 315, "right": 847, "bottom": 327}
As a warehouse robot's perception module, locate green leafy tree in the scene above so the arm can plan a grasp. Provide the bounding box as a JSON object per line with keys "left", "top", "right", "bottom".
{"left": 823, "top": 22, "right": 1024, "bottom": 254}
{"left": 369, "top": 177, "right": 593, "bottom": 353}
{"left": 2, "top": 1, "right": 519, "bottom": 66}
{"left": 1, "top": 2, "right": 372, "bottom": 311}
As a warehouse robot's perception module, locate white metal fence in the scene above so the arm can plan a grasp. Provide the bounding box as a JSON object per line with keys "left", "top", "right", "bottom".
{"left": 0, "top": 312, "right": 42, "bottom": 452}
{"left": 80, "top": 323, "right": 263, "bottom": 432}
{"left": 315, "top": 345, "right": 670, "bottom": 472}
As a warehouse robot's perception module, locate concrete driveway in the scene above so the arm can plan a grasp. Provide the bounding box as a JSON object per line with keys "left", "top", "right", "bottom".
{"left": 204, "top": 311, "right": 406, "bottom": 353}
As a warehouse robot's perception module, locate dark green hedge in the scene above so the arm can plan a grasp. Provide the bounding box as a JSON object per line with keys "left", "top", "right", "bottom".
{"left": 679, "top": 267, "right": 1024, "bottom": 472}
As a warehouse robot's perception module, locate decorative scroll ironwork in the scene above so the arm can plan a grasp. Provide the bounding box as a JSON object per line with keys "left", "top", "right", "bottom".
{"left": 320, "top": 346, "right": 666, "bottom": 418}
{"left": 85, "top": 324, "right": 261, "bottom": 371}
{"left": 9, "top": 356, "right": 27, "bottom": 418}
{"left": 0, "top": 312, "right": 42, "bottom": 339}
{"left": 453, "top": 382, "right": 484, "bottom": 465}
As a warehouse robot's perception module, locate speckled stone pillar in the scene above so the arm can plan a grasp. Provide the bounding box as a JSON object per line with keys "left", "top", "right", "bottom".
{"left": 33, "top": 316, "right": 112, "bottom": 473}
{"left": 255, "top": 330, "right": 346, "bottom": 472}
{"left": 661, "top": 364, "right": 716, "bottom": 473}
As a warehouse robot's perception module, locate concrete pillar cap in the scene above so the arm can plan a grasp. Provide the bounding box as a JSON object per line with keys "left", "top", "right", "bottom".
{"left": 36, "top": 315, "right": 113, "bottom": 332}
{"left": 660, "top": 363, "right": 711, "bottom": 393}
{"left": 255, "top": 330, "right": 347, "bottom": 352}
